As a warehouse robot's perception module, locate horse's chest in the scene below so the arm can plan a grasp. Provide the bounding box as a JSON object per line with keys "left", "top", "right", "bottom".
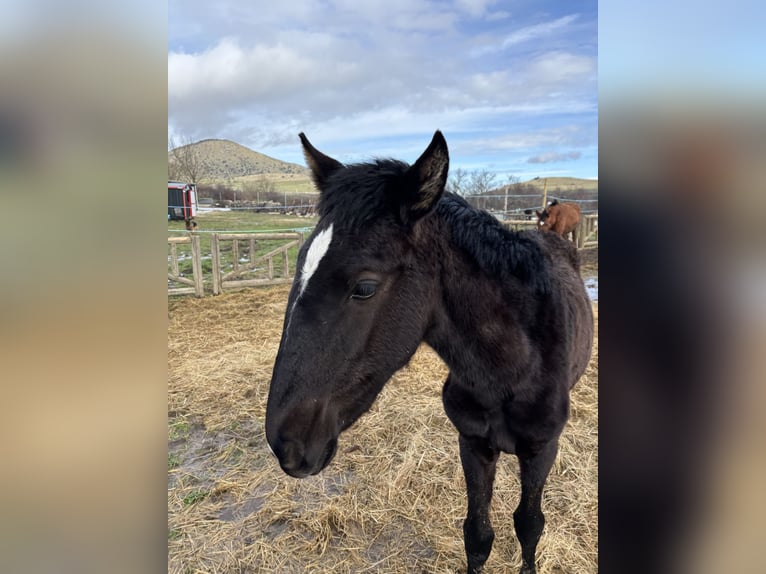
{"left": 443, "top": 378, "right": 567, "bottom": 454}
{"left": 485, "top": 409, "right": 519, "bottom": 453}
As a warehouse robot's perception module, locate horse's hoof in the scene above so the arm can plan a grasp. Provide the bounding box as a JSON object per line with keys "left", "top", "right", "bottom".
{"left": 519, "top": 566, "right": 536, "bottom": 574}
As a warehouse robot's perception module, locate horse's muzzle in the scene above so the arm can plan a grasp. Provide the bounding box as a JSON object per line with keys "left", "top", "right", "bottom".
{"left": 270, "top": 435, "right": 338, "bottom": 479}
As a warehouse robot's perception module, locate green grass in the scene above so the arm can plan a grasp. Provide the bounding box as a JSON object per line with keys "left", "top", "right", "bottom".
{"left": 182, "top": 490, "right": 209, "bottom": 506}
{"left": 168, "top": 529, "right": 182, "bottom": 541}
{"left": 169, "top": 210, "right": 317, "bottom": 234}
{"left": 168, "top": 453, "right": 181, "bottom": 470}
{"left": 169, "top": 418, "right": 191, "bottom": 441}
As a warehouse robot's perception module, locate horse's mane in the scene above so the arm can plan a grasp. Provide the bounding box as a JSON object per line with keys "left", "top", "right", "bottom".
{"left": 435, "top": 193, "right": 552, "bottom": 294}
{"left": 316, "top": 162, "right": 552, "bottom": 294}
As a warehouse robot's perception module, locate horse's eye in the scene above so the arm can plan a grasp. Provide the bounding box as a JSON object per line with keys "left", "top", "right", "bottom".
{"left": 350, "top": 280, "right": 378, "bottom": 300}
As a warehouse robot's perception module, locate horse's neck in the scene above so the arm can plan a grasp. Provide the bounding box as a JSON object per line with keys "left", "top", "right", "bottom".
{"left": 419, "top": 213, "right": 504, "bottom": 370}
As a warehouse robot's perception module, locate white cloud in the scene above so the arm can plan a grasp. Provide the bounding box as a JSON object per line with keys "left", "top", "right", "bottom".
{"left": 331, "top": 0, "right": 458, "bottom": 31}
{"left": 501, "top": 14, "right": 579, "bottom": 48}
{"left": 471, "top": 125, "right": 596, "bottom": 152}
{"left": 470, "top": 14, "right": 580, "bottom": 56}
{"left": 168, "top": 38, "right": 340, "bottom": 102}
{"left": 528, "top": 151, "right": 582, "bottom": 164}
{"left": 455, "top": 0, "right": 496, "bottom": 18}
{"left": 525, "top": 51, "right": 596, "bottom": 84}
{"left": 486, "top": 10, "right": 511, "bottom": 22}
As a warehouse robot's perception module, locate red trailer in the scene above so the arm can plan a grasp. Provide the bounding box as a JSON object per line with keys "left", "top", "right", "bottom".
{"left": 168, "top": 181, "right": 198, "bottom": 221}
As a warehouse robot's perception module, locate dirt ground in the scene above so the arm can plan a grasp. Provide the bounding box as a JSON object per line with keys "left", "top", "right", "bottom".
{"left": 168, "top": 258, "right": 598, "bottom": 573}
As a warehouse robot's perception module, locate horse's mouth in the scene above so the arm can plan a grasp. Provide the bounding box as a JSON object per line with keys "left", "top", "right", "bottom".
{"left": 310, "top": 437, "right": 338, "bottom": 476}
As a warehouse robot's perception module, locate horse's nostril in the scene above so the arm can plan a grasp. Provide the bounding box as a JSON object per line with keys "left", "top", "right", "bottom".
{"left": 278, "top": 439, "right": 304, "bottom": 470}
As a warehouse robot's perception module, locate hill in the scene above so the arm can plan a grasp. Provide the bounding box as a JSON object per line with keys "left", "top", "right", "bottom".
{"left": 518, "top": 176, "right": 598, "bottom": 192}
{"left": 168, "top": 139, "right": 308, "bottom": 181}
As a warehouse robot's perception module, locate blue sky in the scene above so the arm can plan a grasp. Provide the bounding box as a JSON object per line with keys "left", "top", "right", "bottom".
{"left": 168, "top": 1, "right": 597, "bottom": 181}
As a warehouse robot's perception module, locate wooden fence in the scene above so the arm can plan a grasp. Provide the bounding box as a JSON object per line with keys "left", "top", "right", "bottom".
{"left": 168, "top": 236, "right": 204, "bottom": 297}
{"left": 168, "top": 217, "right": 596, "bottom": 298}
{"left": 502, "top": 213, "right": 598, "bottom": 248}
{"left": 578, "top": 214, "right": 598, "bottom": 248}
{"left": 168, "top": 232, "right": 305, "bottom": 297}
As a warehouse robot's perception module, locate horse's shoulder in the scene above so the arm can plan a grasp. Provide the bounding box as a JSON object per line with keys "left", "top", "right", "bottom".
{"left": 537, "top": 232, "right": 580, "bottom": 271}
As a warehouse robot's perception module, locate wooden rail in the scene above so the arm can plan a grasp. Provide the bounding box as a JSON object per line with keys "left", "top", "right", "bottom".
{"left": 167, "top": 235, "right": 204, "bottom": 297}
{"left": 502, "top": 219, "right": 539, "bottom": 231}
{"left": 211, "top": 232, "right": 304, "bottom": 295}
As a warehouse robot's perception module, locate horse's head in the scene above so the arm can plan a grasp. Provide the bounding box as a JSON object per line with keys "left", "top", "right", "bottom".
{"left": 265, "top": 131, "right": 449, "bottom": 478}
{"left": 535, "top": 200, "right": 559, "bottom": 231}
{"left": 536, "top": 208, "right": 550, "bottom": 230}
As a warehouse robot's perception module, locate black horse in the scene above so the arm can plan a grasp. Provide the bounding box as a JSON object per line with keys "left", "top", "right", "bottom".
{"left": 265, "top": 131, "right": 594, "bottom": 574}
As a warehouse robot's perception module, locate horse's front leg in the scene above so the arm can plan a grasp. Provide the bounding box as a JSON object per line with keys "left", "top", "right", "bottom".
{"left": 514, "top": 438, "right": 559, "bottom": 574}
{"left": 459, "top": 434, "right": 499, "bottom": 574}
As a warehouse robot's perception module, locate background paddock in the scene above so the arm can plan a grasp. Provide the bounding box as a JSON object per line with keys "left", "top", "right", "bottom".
{"left": 168, "top": 285, "right": 598, "bottom": 573}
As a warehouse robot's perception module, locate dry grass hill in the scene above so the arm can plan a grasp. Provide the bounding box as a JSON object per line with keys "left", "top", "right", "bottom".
{"left": 517, "top": 176, "right": 599, "bottom": 193}
{"left": 169, "top": 139, "right": 308, "bottom": 181}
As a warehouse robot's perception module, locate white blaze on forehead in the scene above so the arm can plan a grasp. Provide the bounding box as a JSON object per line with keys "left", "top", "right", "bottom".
{"left": 299, "top": 223, "right": 334, "bottom": 295}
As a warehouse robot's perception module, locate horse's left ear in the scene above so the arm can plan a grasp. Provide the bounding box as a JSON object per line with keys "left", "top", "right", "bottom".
{"left": 300, "top": 133, "right": 344, "bottom": 191}
{"left": 402, "top": 130, "right": 449, "bottom": 222}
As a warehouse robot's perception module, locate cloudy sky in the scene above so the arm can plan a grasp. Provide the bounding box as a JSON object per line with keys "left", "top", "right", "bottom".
{"left": 169, "top": 0, "right": 597, "bottom": 181}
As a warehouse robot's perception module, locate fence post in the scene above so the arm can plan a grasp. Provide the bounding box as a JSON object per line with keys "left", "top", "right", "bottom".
{"left": 170, "top": 242, "right": 179, "bottom": 277}
{"left": 211, "top": 233, "right": 221, "bottom": 295}
{"left": 190, "top": 234, "right": 204, "bottom": 297}
{"left": 282, "top": 246, "right": 290, "bottom": 278}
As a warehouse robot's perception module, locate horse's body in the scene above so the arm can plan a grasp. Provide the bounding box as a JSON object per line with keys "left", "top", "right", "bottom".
{"left": 536, "top": 200, "right": 581, "bottom": 241}
{"left": 265, "top": 132, "right": 594, "bottom": 574}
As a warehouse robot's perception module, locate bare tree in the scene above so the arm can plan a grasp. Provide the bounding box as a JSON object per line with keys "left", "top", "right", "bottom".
{"left": 167, "top": 145, "right": 183, "bottom": 181}
{"left": 168, "top": 135, "right": 208, "bottom": 184}
{"left": 466, "top": 169, "right": 497, "bottom": 197}
{"left": 446, "top": 167, "right": 469, "bottom": 196}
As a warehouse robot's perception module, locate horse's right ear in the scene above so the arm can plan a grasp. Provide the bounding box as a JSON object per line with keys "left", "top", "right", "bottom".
{"left": 535, "top": 210, "right": 542, "bottom": 218}
{"left": 299, "top": 133, "right": 343, "bottom": 191}
{"left": 401, "top": 130, "right": 449, "bottom": 223}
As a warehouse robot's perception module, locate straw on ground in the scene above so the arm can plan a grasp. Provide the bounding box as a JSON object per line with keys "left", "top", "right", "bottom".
{"left": 168, "top": 286, "right": 598, "bottom": 573}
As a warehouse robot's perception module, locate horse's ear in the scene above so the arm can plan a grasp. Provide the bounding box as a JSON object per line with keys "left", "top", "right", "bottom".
{"left": 535, "top": 210, "right": 542, "bottom": 218}
{"left": 402, "top": 130, "right": 449, "bottom": 222}
{"left": 299, "top": 133, "right": 343, "bottom": 191}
